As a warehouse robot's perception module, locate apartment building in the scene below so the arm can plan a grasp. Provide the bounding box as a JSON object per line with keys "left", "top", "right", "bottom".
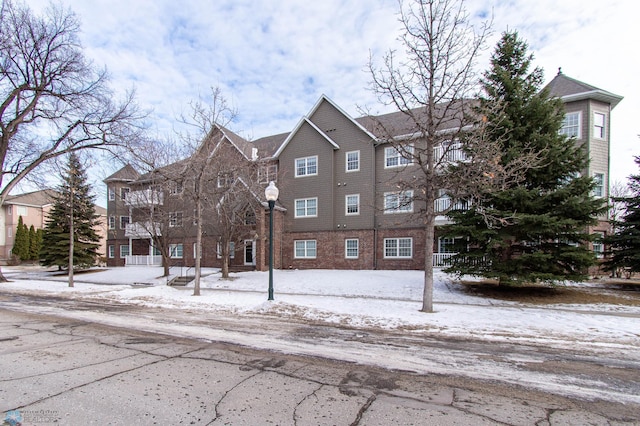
{"left": 0, "top": 189, "right": 108, "bottom": 263}
{"left": 105, "top": 72, "right": 622, "bottom": 270}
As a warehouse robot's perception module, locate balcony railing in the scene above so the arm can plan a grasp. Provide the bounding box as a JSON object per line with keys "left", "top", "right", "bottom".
{"left": 125, "top": 189, "right": 164, "bottom": 207}
{"left": 434, "top": 197, "right": 470, "bottom": 214}
{"left": 433, "top": 142, "right": 467, "bottom": 163}
{"left": 125, "top": 255, "right": 162, "bottom": 266}
{"left": 125, "top": 222, "right": 161, "bottom": 238}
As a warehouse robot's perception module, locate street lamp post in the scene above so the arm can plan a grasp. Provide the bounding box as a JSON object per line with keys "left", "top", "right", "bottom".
{"left": 264, "top": 181, "right": 279, "bottom": 301}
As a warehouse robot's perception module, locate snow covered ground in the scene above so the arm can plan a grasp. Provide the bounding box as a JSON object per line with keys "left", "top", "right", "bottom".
{"left": 1, "top": 266, "right": 638, "bottom": 351}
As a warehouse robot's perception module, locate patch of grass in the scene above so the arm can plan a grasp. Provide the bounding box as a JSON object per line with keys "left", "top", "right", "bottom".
{"left": 456, "top": 280, "right": 640, "bottom": 306}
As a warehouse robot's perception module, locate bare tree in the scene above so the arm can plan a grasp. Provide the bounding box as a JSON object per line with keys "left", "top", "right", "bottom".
{"left": 368, "top": 0, "right": 540, "bottom": 312}
{"left": 174, "top": 87, "right": 260, "bottom": 295}
{"left": 0, "top": 1, "right": 143, "bottom": 279}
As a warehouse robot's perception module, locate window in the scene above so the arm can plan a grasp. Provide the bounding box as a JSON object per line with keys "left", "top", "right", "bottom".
{"left": 120, "top": 245, "right": 130, "bottom": 258}
{"left": 346, "top": 151, "right": 360, "bottom": 172}
{"left": 108, "top": 216, "right": 116, "bottom": 230}
{"left": 7, "top": 228, "right": 11, "bottom": 238}
{"left": 385, "top": 145, "right": 413, "bottom": 168}
{"left": 259, "top": 164, "right": 278, "bottom": 184}
{"left": 345, "top": 239, "right": 359, "bottom": 259}
{"left": 295, "top": 156, "right": 318, "bottom": 177}
{"left": 169, "top": 180, "right": 183, "bottom": 195}
{"left": 593, "top": 232, "right": 604, "bottom": 258}
{"left": 593, "top": 173, "right": 605, "bottom": 197}
{"left": 217, "top": 172, "right": 234, "bottom": 188}
{"left": 295, "top": 198, "right": 317, "bottom": 218}
{"left": 559, "top": 112, "right": 581, "bottom": 138}
{"left": 294, "top": 240, "right": 316, "bottom": 258}
{"left": 169, "top": 211, "right": 183, "bottom": 227}
{"left": 384, "top": 238, "right": 413, "bottom": 258}
{"left": 7, "top": 206, "right": 11, "bottom": 215}
{"left": 345, "top": 194, "right": 360, "bottom": 215}
{"left": 108, "top": 245, "right": 115, "bottom": 259}
{"left": 434, "top": 140, "right": 466, "bottom": 162}
{"left": 384, "top": 191, "right": 413, "bottom": 214}
{"left": 216, "top": 242, "right": 235, "bottom": 259}
{"left": 119, "top": 216, "right": 130, "bottom": 230}
{"left": 108, "top": 187, "right": 115, "bottom": 201}
{"left": 120, "top": 187, "right": 130, "bottom": 200}
{"left": 169, "top": 244, "right": 183, "bottom": 258}
{"left": 593, "top": 112, "right": 605, "bottom": 139}
{"left": 438, "top": 237, "right": 457, "bottom": 254}
{"left": 17, "top": 206, "right": 27, "bottom": 216}
{"left": 244, "top": 209, "right": 256, "bottom": 225}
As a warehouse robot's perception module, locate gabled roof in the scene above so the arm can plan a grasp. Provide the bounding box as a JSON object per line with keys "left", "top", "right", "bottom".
{"left": 4, "top": 189, "right": 56, "bottom": 207}
{"left": 104, "top": 164, "right": 140, "bottom": 183}
{"left": 252, "top": 132, "right": 289, "bottom": 159}
{"left": 217, "top": 124, "right": 255, "bottom": 160}
{"left": 273, "top": 116, "right": 341, "bottom": 158}
{"left": 544, "top": 69, "right": 623, "bottom": 109}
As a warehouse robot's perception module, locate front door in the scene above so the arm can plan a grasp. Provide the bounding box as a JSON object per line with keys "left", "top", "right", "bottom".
{"left": 244, "top": 240, "right": 255, "bottom": 266}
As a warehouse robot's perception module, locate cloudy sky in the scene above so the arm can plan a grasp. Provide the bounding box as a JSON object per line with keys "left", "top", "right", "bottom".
{"left": 28, "top": 0, "right": 638, "bottom": 185}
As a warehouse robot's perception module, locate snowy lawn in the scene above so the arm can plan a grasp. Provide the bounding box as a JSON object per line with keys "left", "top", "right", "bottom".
{"left": 1, "top": 266, "right": 639, "bottom": 352}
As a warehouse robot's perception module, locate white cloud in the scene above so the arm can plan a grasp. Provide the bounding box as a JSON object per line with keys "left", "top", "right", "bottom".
{"left": 26, "top": 0, "right": 638, "bottom": 182}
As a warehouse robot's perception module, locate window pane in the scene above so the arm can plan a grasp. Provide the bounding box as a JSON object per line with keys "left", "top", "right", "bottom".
{"left": 306, "top": 240, "right": 316, "bottom": 257}
{"left": 306, "top": 199, "right": 317, "bottom": 216}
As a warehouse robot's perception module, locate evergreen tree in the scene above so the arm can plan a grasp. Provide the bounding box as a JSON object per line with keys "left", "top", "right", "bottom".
{"left": 41, "top": 153, "right": 101, "bottom": 269}
{"left": 603, "top": 157, "right": 640, "bottom": 273}
{"left": 12, "top": 216, "right": 29, "bottom": 261}
{"left": 28, "top": 225, "right": 41, "bottom": 261}
{"left": 443, "top": 31, "right": 606, "bottom": 285}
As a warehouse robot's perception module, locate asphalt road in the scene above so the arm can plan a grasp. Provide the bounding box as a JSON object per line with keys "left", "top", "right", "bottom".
{"left": 1, "top": 295, "right": 639, "bottom": 425}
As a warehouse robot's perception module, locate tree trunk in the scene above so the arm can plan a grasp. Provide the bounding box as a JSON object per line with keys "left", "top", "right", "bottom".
{"left": 422, "top": 214, "right": 435, "bottom": 313}
{"left": 193, "top": 198, "right": 202, "bottom": 296}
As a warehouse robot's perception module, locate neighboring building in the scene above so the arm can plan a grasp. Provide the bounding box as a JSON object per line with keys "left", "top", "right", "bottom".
{"left": 105, "top": 72, "right": 622, "bottom": 270}
{"left": 0, "top": 189, "right": 108, "bottom": 264}
{"left": 0, "top": 190, "right": 55, "bottom": 261}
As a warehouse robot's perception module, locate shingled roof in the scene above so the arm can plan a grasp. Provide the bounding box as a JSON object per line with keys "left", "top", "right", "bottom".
{"left": 544, "top": 69, "right": 623, "bottom": 109}
{"left": 4, "top": 189, "right": 56, "bottom": 207}
{"left": 104, "top": 164, "right": 140, "bottom": 182}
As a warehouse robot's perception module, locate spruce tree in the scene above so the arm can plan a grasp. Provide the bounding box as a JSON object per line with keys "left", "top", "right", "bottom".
{"left": 12, "top": 216, "right": 29, "bottom": 261}
{"left": 603, "top": 157, "right": 640, "bottom": 274}
{"left": 28, "top": 225, "right": 40, "bottom": 261}
{"left": 443, "top": 31, "right": 606, "bottom": 285}
{"left": 41, "top": 153, "right": 101, "bottom": 269}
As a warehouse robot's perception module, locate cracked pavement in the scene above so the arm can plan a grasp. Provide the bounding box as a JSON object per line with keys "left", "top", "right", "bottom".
{"left": 1, "top": 309, "right": 638, "bottom": 425}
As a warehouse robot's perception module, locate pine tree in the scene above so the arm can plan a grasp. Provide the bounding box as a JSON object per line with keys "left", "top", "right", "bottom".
{"left": 12, "top": 216, "right": 30, "bottom": 261}
{"left": 41, "top": 153, "right": 101, "bottom": 269}
{"left": 603, "top": 157, "right": 640, "bottom": 273}
{"left": 28, "top": 225, "right": 40, "bottom": 261}
{"left": 443, "top": 31, "right": 606, "bottom": 285}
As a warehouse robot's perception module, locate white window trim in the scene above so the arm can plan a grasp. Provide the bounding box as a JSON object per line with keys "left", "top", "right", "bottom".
{"left": 384, "top": 237, "right": 413, "bottom": 259}
{"left": 295, "top": 156, "right": 318, "bottom": 177}
{"left": 560, "top": 111, "right": 581, "bottom": 139}
{"left": 345, "top": 194, "right": 360, "bottom": 216}
{"left": 384, "top": 190, "right": 413, "bottom": 214}
{"left": 108, "top": 245, "right": 115, "bottom": 259}
{"left": 295, "top": 197, "right": 318, "bottom": 218}
{"left": 346, "top": 150, "right": 360, "bottom": 172}
{"left": 294, "top": 240, "right": 317, "bottom": 259}
{"left": 108, "top": 216, "right": 116, "bottom": 230}
{"left": 119, "top": 215, "right": 130, "bottom": 230}
{"left": 119, "top": 244, "right": 130, "bottom": 259}
{"left": 384, "top": 144, "right": 414, "bottom": 169}
{"left": 593, "top": 172, "right": 605, "bottom": 198}
{"left": 169, "top": 211, "right": 183, "bottom": 227}
{"left": 345, "top": 239, "right": 359, "bottom": 259}
{"left": 169, "top": 243, "right": 183, "bottom": 259}
{"left": 216, "top": 242, "right": 235, "bottom": 259}
{"left": 593, "top": 112, "right": 606, "bottom": 140}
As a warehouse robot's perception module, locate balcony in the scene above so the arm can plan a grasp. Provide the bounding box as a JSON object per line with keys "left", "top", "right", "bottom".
{"left": 434, "top": 197, "right": 470, "bottom": 214}
{"left": 125, "top": 189, "right": 164, "bottom": 207}
{"left": 125, "top": 222, "right": 161, "bottom": 238}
